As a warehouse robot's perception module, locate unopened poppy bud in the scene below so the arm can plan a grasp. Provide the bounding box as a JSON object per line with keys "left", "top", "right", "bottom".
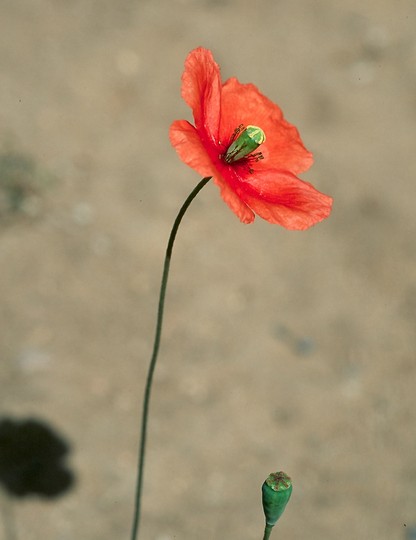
{"left": 262, "top": 471, "right": 292, "bottom": 538}
{"left": 224, "top": 125, "right": 266, "bottom": 163}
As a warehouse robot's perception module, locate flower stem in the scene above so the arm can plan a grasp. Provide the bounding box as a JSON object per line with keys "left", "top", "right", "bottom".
{"left": 129, "top": 176, "right": 211, "bottom": 540}
{"left": 263, "top": 524, "right": 273, "bottom": 540}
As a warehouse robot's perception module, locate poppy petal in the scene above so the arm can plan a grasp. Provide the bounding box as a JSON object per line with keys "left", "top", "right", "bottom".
{"left": 170, "top": 120, "right": 215, "bottom": 178}
{"left": 181, "top": 48, "right": 221, "bottom": 143}
{"left": 212, "top": 173, "right": 255, "bottom": 224}
{"left": 220, "top": 78, "right": 313, "bottom": 175}
{"left": 229, "top": 167, "right": 333, "bottom": 230}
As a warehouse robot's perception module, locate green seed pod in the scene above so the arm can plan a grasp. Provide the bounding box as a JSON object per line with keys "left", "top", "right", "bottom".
{"left": 224, "top": 125, "right": 266, "bottom": 163}
{"left": 262, "top": 471, "right": 292, "bottom": 529}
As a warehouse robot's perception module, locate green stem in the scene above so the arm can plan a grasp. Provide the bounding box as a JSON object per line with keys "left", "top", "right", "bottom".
{"left": 129, "top": 176, "right": 211, "bottom": 540}
{"left": 263, "top": 524, "right": 273, "bottom": 540}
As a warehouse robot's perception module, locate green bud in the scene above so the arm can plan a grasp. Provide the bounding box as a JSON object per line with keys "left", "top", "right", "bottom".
{"left": 224, "top": 125, "right": 266, "bottom": 163}
{"left": 262, "top": 471, "right": 292, "bottom": 529}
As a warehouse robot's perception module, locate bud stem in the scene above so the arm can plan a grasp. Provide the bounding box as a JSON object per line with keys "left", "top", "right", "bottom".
{"left": 263, "top": 524, "right": 274, "bottom": 540}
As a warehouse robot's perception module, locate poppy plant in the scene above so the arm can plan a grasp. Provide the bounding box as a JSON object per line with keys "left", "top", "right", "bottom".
{"left": 170, "top": 47, "right": 333, "bottom": 230}
{"left": 130, "top": 49, "right": 334, "bottom": 540}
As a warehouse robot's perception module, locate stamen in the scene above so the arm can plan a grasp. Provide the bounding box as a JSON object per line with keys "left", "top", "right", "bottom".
{"left": 229, "top": 124, "right": 245, "bottom": 144}
{"left": 248, "top": 151, "right": 264, "bottom": 162}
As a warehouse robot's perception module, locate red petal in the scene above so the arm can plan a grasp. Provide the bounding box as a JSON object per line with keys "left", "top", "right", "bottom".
{"left": 212, "top": 174, "right": 255, "bottom": 224}
{"left": 226, "top": 166, "right": 333, "bottom": 230}
{"left": 169, "top": 120, "right": 215, "bottom": 178}
{"left": 181, "top": 48, "right": 221, "bottom": 143}
{"left": 220, "top": 78, "right": 313, "bottom": 175}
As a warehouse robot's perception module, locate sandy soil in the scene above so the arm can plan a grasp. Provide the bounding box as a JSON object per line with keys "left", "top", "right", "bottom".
{"left": 1, "top": 1, "right": 415, "bottom": 539}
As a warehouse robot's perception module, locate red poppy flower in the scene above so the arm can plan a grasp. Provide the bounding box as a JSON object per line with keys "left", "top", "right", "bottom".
{"left": 169, "top": 48, "right": 333, "bottom": 230}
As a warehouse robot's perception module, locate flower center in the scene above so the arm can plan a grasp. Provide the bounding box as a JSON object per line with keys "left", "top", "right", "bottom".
{"left": 224, "top": 125, "right": 266, "bottom": 164}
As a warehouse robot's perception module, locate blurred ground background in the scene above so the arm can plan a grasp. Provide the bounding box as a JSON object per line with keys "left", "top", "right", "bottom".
{"left": 0, "top": 1, "right": 415, "bottom": 539}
